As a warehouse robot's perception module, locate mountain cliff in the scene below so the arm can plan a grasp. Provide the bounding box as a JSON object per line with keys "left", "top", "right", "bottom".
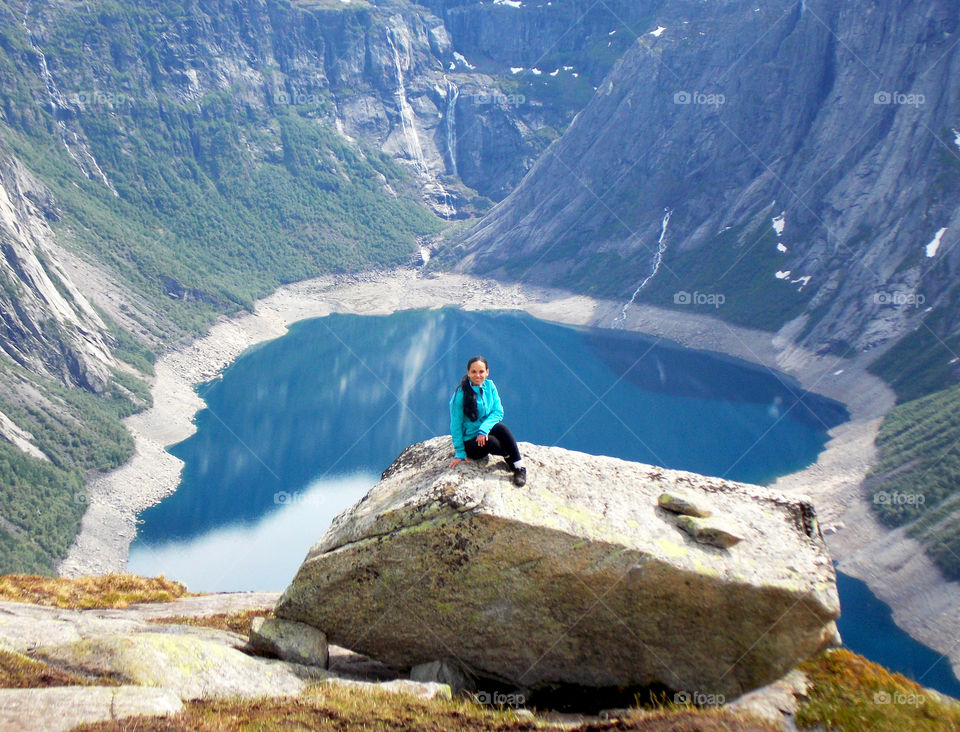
{"left": 454, "top": 0, "right": 960, "bottom": 390}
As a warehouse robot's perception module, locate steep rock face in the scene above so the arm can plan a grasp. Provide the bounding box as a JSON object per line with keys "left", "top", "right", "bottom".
{"left": 0, "top": 144, "right": 113, "bottom": 392}
{"left": 455, "top": 0, "right": 960, "bottom": 360}
{"left": 277, "top": 438, "right": 840, "bottom": 699}
{"left": 3, "top": 0, "right": 648, "bottom": 217}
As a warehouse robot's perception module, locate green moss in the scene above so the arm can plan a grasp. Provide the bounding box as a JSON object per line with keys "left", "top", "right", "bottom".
{"left": 797, "top": 648, "right": 960, "bottom": 731}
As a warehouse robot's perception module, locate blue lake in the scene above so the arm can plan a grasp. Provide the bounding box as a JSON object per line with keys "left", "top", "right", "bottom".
{"left": 127, "top": 308, "right": 960, "bottom": 697}
{"left": 130, "top": 307, "right": 846, "bottom": 589}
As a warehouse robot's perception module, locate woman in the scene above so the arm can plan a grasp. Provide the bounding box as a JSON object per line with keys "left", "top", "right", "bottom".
{"left": 449, "top": 356, "right": 527, "bottom": 487}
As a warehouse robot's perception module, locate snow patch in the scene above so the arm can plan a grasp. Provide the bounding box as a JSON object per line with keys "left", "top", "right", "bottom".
{"left": 650, "top": 25, "right": 666, "bottom": 37}
{"left": 531, "top": 68, "right": 542, "bottom": 76}
{"left": 453, "top": 52, "right": 476, "bottom": 70}
{"left": 777, "top": 242, "right": 788, "bottom": 253}
{"left": 791, "top": 275, "right": 811, "bottom": 290}
{"left": 775, "top": 270, "right": 791, "bottom": 279}
{"left": 772, "top": 212, "right": 786, "bottom": 237}
{"left": 510, "top": 67, "right": 524, "bottom": 75}
{"left": 494, "top": 0, "right": 522, "bottom": 7}
{"left": 953, "top": 128, "right": 960, "bottom": 152}
{"left": 926, "top": 227, "right": 947, "bottom": 257}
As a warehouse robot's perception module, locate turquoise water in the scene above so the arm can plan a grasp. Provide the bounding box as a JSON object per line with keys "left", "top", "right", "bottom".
{"left": 130, "top": 308, "right": 846, "bottom": 589}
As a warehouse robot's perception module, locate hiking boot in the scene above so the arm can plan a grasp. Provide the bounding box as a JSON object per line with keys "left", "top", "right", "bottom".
{"left": 513, "top": 466, "right": 527, "bottom": 487}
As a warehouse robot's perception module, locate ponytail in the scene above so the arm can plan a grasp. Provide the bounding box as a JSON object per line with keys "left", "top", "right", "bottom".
{"left": 460, "top": 375, "right": 479, "bottom": 421}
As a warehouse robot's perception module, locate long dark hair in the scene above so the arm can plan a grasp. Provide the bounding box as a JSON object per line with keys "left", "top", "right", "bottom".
{"left": 459, "top": 355, "right": 488, "bottom": 421}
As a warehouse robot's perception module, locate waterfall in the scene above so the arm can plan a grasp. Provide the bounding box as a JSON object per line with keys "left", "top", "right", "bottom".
{"left": 613, "top": 208, "right": 672, "bottom": 327}
{"left": 22, "top": 4, "right": 117, "bottom": 195}
{"left": 383, "top": 19, "right": 456, "bottom": 218}
{"left": 444, "top": 79, "right": 459, "bottom": 176}
{"left": 386, "top": 25, "right": 427, "bottom": 174}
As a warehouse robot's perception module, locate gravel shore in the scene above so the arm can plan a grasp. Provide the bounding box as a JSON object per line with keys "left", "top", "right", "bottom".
{"left": 57, "top": 268, "right": 958, "bottom": 679}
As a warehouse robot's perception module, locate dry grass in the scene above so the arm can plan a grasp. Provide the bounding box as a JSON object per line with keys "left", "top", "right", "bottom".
{"left": 73, "top": 683, "right": 780, "bottom": 731}
{"left": 591, "top": 707, "right": 781, "bottom": 730}
{"left": 149, "top": 609, "right": 272, "bottom": 636}
{"left": 0, "top": 649, "right": 120, "bottom": 689}
{"left": 0, "top": 573, "right": 188, "bottom": 609}
{"left": 796, "top": 648, "right": 960, "bottom": 731}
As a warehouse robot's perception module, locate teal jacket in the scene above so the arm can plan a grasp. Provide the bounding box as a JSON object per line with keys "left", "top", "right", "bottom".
{"left": 449, "top": 379, "right": 504, "bottom": 459}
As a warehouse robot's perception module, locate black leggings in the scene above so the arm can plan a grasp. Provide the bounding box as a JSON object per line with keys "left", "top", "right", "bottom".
{"left": 464, "top": 423, "right": 522, "bottom": 465}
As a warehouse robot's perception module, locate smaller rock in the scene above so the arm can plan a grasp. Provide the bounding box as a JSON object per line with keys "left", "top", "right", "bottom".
{"left": 674, "top": 515, "right": 743, "bottom": 548}
{"left": 410, "top": 658, "right": 474, "bottom": 695}
{"left": 249, "top": 617, "right": 328, "bottom": 668}
{"left": 726, "top": 668, "right": 811, "bottom": 726}
{"left": 658, "top": 491, "right": 713, "bottom": 517}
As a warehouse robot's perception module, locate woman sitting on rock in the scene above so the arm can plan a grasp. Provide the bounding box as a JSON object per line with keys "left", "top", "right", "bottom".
{"left": 448, "top": 355, "right": 527, "bottom": 487}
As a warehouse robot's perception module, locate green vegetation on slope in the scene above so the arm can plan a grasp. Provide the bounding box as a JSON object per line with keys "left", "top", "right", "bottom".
{"left": 0, "top": 362, "right": 149, "bottom": 574}
{"left": 866, "top": 384, "right": 960, "bottom": 580}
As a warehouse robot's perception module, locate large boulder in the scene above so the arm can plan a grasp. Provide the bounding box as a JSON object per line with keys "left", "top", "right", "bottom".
{"left": 276, "top": 438, "right": 840, "bottom": 699}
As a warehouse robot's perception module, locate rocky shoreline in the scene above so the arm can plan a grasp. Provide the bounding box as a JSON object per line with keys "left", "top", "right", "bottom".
{"left": 57, "top": 268, "right": 958, "bottom": 679}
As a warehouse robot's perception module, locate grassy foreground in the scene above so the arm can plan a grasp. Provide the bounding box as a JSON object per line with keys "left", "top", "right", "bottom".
{"left": 73, "top": 685, "right": 780, "bottom": 732}
{"left": 797, "top": 649, "right": 960, "bottom": 731}
{"left": 0, "top": 573, "right": 188, "bottom": 609}
{"left": 1, "top": 576, "right": 958, "bottom": 730}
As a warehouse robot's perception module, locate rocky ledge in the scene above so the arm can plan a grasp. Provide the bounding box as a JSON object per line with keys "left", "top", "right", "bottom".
{"left": 276, "top": 438, "right": 841, "bottom": 700}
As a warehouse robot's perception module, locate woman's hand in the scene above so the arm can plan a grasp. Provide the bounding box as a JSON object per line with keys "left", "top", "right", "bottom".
{"left": 476, "top": 433, "right": 487, "bottom": 447}
{"left": 449, "top": 457, "right": 468, "bottom": 468}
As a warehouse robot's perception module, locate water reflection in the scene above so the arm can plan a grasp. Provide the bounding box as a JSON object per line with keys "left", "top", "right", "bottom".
{"left": 128, "top": 474, "right": 374, "bottom": 592}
